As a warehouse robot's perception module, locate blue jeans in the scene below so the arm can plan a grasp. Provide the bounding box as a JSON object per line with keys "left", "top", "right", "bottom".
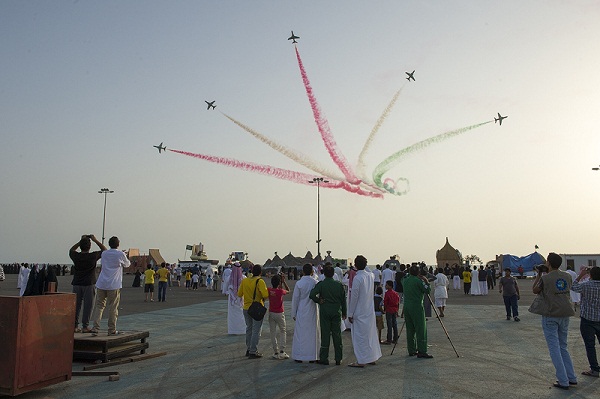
{"left": 243, "top": 309, "right": 263, "bottom": 354}
{"left": 580, "top": 317, "right": 600, "bottom": 372}
{"left": 158, "top": 281, "right": 167, "bottom": 302}
{"left": 542, "top": 316, "right": 577, "bottom": 386}
{"left": 503, "top": 295, "right": 519, "bottom": 317}
{"left": 386, "top": 313, "right": 398, "bottom": 342}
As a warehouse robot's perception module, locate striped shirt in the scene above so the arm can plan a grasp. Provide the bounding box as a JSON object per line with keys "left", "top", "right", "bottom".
{"left": 572, "top": 280, "right": 600, "bottom": 321}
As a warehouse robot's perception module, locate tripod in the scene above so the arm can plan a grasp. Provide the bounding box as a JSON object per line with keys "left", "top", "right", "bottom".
{"left": 390, "top": 294, "right": 460, "bottom": 357}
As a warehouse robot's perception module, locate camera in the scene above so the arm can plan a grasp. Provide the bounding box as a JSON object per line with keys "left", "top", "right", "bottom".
{"left": 535, "top": 264, "right": 548, "bottom": 273}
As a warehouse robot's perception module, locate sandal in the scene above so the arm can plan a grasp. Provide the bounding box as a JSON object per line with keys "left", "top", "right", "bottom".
{"left": 348, "top": 362, "right": 365, "bottom": 368}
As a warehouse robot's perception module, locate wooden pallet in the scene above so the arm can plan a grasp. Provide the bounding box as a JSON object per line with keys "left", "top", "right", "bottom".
{"left": 73, "top": 330, "right": 149, "bottom": 363}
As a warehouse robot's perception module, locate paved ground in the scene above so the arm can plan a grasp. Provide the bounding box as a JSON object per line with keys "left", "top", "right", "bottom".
{"left": 1, "top": 274, "right": 599, "bottom": 398}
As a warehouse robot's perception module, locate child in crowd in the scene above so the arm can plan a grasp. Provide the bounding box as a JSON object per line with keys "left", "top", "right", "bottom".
{"left": 268, "top": 273, "right": 290, "bottom": 359}
{"left": 383, "top": 280, "right": 400, "bottom": 344}
{"left": 185, "top": 270, "right": 192, "bottom": 289}
{"left": 144, "top": 264, "right": 155, "bottom": 302}
{"left": 192, "top": 272, "right": 199, "bottom": 290}
{"left": 374, "top": 286, "right": 385, "bottom": 343}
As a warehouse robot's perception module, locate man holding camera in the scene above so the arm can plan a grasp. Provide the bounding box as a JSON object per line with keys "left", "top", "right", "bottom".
{"left": 69, "top": 234, "right": 106, "bottom": 333}
{"left": 91, "top": 236, "right": 130, "bottom": 335}
{"left": 571, "top": 266, "right": 600, "bottom": 378}
{"left": 532, "top": 252, "right": 576, "bottom": 389}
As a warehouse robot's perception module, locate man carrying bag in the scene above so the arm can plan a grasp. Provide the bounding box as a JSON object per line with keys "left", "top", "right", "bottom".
{"left": 238, "top": 264, "right": 269, "bottom": 359}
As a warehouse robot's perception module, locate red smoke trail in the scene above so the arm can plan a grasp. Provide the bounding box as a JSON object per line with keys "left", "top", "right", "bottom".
{"left": 295, "top": 46, "right": 361, "bottom": 186}
{"left": 168, "top": 149, "right": 382, "bottom": 198}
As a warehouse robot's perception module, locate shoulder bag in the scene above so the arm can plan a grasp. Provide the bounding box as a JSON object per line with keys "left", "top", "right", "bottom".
{"left": 247, "top": 279, "right": 267, "bottom": 321}
{"left": 528, "top": 290, "right": 549, "bottom": 315}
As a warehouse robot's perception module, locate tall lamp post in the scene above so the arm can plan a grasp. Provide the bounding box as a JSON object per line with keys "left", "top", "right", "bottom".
{"left": 308, "top": 177, "right": 328, "bottom": 257}
{"left": 98, "top": 188, "right": 114, "bottom": 245}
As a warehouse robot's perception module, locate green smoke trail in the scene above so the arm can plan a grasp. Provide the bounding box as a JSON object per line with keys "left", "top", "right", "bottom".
{"left": 372, "top": 121, "right": 492, "bottom": 195}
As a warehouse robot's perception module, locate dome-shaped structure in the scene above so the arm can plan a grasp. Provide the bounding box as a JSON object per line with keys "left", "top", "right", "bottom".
{"left": 436, "top": 237, "right": 461, "bottom": 269}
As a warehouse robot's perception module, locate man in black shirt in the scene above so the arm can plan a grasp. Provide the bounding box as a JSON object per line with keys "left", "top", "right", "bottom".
{"left": 69, "top": 234, "right": 106, "bottom": 333}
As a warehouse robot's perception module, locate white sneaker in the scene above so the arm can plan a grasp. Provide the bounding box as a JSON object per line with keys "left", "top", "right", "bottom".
{"left": 272, "top": 353, "right": 280, "bottom": 359}
{"left": 279, "top": 351, "right": 289, "bottom": 359}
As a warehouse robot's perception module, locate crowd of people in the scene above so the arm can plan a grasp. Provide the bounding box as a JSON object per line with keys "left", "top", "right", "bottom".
{"left": 2, "top": 241, "right": 598, "bottom": 390}
{"left": 223, "top": 253, "right": 599, "bottom": 391}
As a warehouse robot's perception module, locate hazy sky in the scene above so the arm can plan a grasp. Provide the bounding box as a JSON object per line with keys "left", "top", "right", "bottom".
{"left": 2, "top": 1, "right": 600, "bottom": 266}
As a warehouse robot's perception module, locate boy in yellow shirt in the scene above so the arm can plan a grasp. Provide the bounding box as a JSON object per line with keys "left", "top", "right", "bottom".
{"left": 144, "top": 264, "right": 155, "bottom": 302}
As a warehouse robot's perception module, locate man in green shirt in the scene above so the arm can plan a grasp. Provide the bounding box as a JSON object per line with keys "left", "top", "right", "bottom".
{"left": 310, "top": 263, "right": 347, "bottom": 365}
{"left": 403, "top": 265, "right": 433, "bottom": 358}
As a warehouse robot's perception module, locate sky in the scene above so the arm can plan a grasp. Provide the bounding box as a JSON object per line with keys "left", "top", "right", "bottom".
{"left": 2, "top": 0, "right": 600, "bottom": 266}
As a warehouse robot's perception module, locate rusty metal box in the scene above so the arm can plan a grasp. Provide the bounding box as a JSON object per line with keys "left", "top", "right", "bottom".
{"left": 0, "top": 293, "right": 76, "bottom": 396}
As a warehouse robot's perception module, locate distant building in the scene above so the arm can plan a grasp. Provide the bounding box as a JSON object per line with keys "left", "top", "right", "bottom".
{"left": 436, "top": 237, "right": 461, "bottom": 269}
{"left": 561, "top": 254, "right": 600, "bottom": 271}
{"left": 128, "top": 248, "right": 167, "bottom": 274}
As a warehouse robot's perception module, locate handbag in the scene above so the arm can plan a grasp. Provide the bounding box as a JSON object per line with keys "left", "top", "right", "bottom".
{"left": 247, "top": 279, "right": 267, "bottom": 321}
{"left": 528, "top": 292, "right": 549, "bottom": 315}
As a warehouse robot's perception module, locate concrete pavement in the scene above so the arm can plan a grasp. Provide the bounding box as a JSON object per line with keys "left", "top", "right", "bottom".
{"left": 1, "top": 275, "right": 599, "bottom": 398}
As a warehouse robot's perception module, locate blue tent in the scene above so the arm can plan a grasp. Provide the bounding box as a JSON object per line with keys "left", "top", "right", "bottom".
{"left": 501, "top": 252, "right": 546, "bottom": 274}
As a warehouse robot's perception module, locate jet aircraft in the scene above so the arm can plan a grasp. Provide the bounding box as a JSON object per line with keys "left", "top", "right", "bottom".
{"left": 405, "top": 70, "right": 415, "bottom": 81}
{"left": 288, "top": 31, "right": 299, "bottom": 43}
{"left": 494, "top": 113, "right": 508, "bottom": 125}
{"left": 205, "top": 100, "right": 216, "bottom": 110}
{"left": 153, "top": 142, "right": 166, "bottom": 153}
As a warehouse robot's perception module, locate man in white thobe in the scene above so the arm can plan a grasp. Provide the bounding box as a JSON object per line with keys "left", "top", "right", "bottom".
{"left": 565, "top": 266, "right": 580, "bottom": 310}
{"left": 18, "top": 264, "right": 30, "bottom": 294}
{"left": 334, "top": 263, "right": 343, "bottom": 282}
{"left": 225, "top": 262, "right": 245, "bottom": 335}
{"left": 291, "top": 264, "right": 320, "bottom": 362}
{"left": 470, "top": 267, "right": 481, "bottom": 295}
{"left": 347, "top": 255, "right": 382, "bottom": 367}
{"left": 372, "top": 264, "right": 382, "bottom": 290}
{"left": 221, "top": 262, "right": 232, "bottom": 295}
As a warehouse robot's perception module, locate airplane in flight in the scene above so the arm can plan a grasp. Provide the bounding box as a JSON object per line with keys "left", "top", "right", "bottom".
{"left": 405, "top": 70, "right": 415, "bottom": 81}
{"left": 494, "top": 113, "right": 508, "bottom": 125}
{"left": 153, "top": 142, "right": 166, "bottom": 153}
{"left": 288, "top": 31, "right": 299, "bottom": 43}
{"left": 205, "top": 100, "right": 216, "bottom": 110}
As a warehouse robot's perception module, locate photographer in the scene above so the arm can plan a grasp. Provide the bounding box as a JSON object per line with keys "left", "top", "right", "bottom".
{"left": 571, "top": 266, "right": 600, "bottom": 378}
{"left": 532, "top": 253, "right": 576, "bottom": 390}
{"left": 69, "top": 234, "right": 106, "bottom": 333}
{"left": 268, "top": 271, "right": 290, "bottom": 360}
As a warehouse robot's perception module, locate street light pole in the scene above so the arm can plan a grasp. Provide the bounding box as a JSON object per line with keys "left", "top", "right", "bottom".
{"left": 98, "top": 188, "right": 114, "bottom": 245}
{"left": 308, "top": 177, "right": 328, "bottom": 257}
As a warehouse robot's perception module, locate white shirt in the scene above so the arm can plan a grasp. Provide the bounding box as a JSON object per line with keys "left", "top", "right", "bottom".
{"left": 96, "top": 248, "right": 130, "bottom": 290}
{"left": 372, "top": 268, "right": 381, "bottom": 283}
{"left": 381, "top": 268, "right": 395, "bottom": 286}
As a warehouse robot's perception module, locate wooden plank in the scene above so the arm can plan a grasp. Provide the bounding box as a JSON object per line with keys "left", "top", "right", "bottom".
{"left": 73, "top": 342, "right": 149, "bottom": 362}
{"left": 82, "top": 352, "right": 167, "bottom": 371}
{"left": 72, "top": 371, "right": 119, "bottom": 377}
